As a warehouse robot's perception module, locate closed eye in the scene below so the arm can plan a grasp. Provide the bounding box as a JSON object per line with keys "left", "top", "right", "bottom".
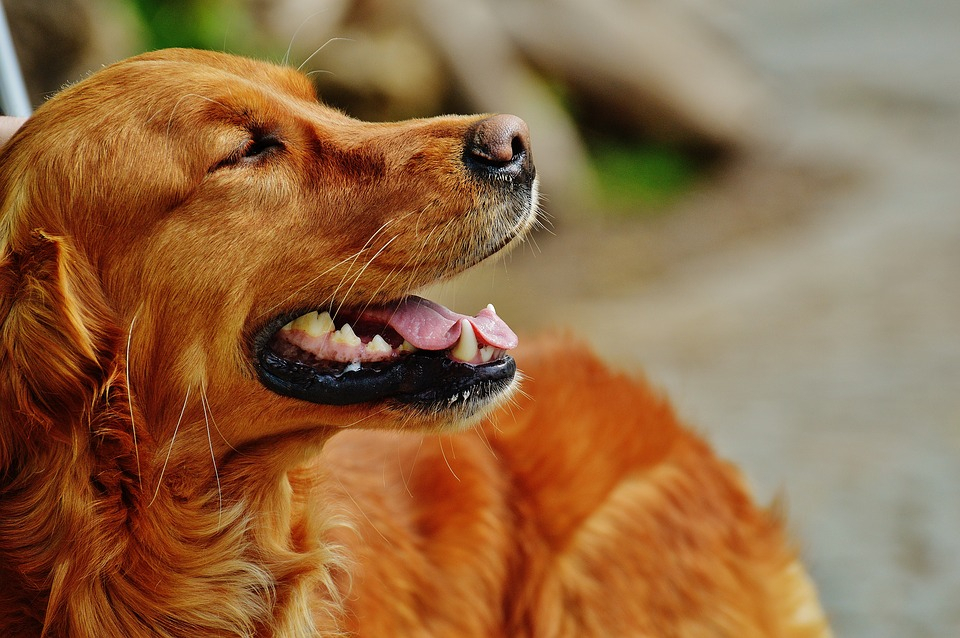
{"left": 242, "top": 133, "right": 283, "bottom": 159}
{"left": 212, "top": 132, "right": 284, "bottom": 171}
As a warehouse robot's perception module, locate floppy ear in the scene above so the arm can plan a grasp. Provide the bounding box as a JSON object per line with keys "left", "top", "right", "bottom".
{"left": 0, "top": 231, "right": 122, "bottom": 436}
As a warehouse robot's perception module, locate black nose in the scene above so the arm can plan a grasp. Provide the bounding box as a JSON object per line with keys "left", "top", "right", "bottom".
{"left": 464, "top": 114, "right": 534, "bottom": 182}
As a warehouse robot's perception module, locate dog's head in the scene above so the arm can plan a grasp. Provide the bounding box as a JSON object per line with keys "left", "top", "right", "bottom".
{"left": 0, "top": 49, "right": 537, "bottom": 462}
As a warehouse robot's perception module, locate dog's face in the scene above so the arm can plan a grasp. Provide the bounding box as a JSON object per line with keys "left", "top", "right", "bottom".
{"left": 0, "top": 49, "right": 537, "bottom": 454}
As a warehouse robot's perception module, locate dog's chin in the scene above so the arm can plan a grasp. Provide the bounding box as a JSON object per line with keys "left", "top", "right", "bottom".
{"left": 395, "top": 369, "right": 521, "bottom": 433}
{"left": 251, "top": 295, "right": 520, "bottom": 419}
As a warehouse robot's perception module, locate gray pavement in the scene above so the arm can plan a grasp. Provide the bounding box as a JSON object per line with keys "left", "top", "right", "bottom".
{"left": 434, "top": 2, "right": 960, "bottom": 635}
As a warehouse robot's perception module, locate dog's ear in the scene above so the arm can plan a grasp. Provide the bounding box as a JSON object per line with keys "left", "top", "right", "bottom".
{"left": 0, "top": 231, "right": 121, "bottom": 437}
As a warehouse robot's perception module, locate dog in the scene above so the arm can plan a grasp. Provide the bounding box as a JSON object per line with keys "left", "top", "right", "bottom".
{"left": 0, "top": 49, "right": 831, "bottom": 637}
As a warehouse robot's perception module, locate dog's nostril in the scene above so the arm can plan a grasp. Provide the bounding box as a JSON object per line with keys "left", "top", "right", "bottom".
{"left": 465, "top": 114, "right": 532, "bottom": 179}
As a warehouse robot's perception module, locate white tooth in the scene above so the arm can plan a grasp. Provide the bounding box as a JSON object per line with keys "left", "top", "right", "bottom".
{"left": 366, "top": 334, "right": 392, "bottom": 356}
{"left": 289, "top": 311, "right": 335, "bottom": 337}
{"left": 314, "top": 311, "right": 335, "bottom": 334}
{"left": 451, "top": 319, "right": 478, "bottom": 362}
{"left": 280, "top": 319, "right": 294, "bottom": 332}
{"left": 486, "top": 303, "right": 497, "bottom": 314}
{"left": 304, "top": 311, "right": 335, "bottom": 337}
{"left": 332, "top": 322, "right": 361, "bottom": 347}
{"left": 399, "top": 340, "right": 417, "bottom": 353}
{"left": 291, "top": 311, "right": 316, "bottom": 333}
{"left": 479, "top": 345, "right": 494, "bottom": 363}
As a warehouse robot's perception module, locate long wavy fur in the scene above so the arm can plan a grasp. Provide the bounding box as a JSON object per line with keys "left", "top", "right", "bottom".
{"left": 0, "top": 49, "right": 830, "bottom": 637}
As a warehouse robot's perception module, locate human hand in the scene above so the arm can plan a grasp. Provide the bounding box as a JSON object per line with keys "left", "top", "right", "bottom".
{"left": 0, "top": 116, "right": 27, "bottom": 146}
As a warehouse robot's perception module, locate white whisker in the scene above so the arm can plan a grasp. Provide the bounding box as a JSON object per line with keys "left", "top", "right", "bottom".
{"left": 331, "top": 473, "right": 393, "bottom": 547}
{"left": 355, "top": 264, "right": 402, "bottom": 318}
{"left": 149, "top": 386, "right": 191, "bottom": 507}
{"left": 201, "top": 384, "right": 240, "bottom": 454}
{"left": 339, "top": 404, "right": 392, "bottom": 428}
{"left": 474, "top": 424, "right": 498, "bottom": 459}
{"left": 326, "top": 226, "right": 393, "bottom": 312}
{"left": 399, "top": 433, "right": 424, "bottom": 499}
{"left": 257, "top": 252, "right": 366, "bottom": 319}
{"left": 125, "top": 311, "right": 143, "bottom": 491}
{"left": 297, "top": 37, "right": 353, "bottom": 73}
{"left": 333, "top": 233, "right": 400, "bottom": 318}
{"left": 499, "top": 381, "right": 529, "bottom": 429}
{"left": 327, "top": 214, "right": 411, "bottom": 315}
{"left": 200, "top": 386, "right": 223, "bottom": 527}
{"left": 437, "top": 436, "right": 460, "bottom": 482}
{"left": 220, "top": 14, "right": 236, "bottom": 53}
{"left": 359, "top": 212, "right": 439, "bottom": 320}
{"left": 282, "top": 10, "right": 334, "bottom": 67}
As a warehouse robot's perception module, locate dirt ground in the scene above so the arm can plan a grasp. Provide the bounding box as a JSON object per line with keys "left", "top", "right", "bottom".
{"left": 430, "top": 2, "right": 960, "bottom": 636}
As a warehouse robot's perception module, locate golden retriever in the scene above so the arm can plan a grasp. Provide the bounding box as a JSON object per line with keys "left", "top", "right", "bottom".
{"left": 0, "top": 49, "right": 831, "bottom": 637}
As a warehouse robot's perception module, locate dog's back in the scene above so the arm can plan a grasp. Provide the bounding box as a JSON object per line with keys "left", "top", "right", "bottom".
{"left": 322, "top": 339, "right": 831, "bottom": 636}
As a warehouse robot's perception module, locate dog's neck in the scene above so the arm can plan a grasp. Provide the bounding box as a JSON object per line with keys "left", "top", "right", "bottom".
{"left": 0, "top": 391, "right": 348, "bottom": 637}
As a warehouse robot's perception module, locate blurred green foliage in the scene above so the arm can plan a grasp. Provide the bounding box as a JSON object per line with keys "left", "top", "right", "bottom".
{"left": 587, "top": 137, "right": 704, "bottom": 213}
{"left": 128, "top": 0, "right": 257, "bottom": 53}
{"left": 555, "top": 76, "right": 708, "bottom": 215}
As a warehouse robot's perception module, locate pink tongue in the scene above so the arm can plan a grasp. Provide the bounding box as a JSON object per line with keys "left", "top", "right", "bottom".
{"left": 360, "top": 296, "right": 518, "bottom": 351}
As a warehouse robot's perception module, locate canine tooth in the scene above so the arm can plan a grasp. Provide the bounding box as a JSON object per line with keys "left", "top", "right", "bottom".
{"left": 332, "top": 322, "right": 361, "bottom": 347}
{"left": 366, "top": 334, "right": 392, "bottom": 356}
{"left": 451, "top": 319, "right": 478, "bottom": 362}
{"left": 487, "top": 303, "right": 497, "bottom": 314}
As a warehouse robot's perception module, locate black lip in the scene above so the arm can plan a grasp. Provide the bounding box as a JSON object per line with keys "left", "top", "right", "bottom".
{"left": 256, "top": 347, "right": 516, "bottom": 407}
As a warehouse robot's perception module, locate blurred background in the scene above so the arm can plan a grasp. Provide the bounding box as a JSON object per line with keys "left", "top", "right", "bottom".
{"left": 3, "top": 0, "right": 958, "bottom": 635}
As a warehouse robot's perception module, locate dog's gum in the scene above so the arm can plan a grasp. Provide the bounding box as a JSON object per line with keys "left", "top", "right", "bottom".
{"left": 278, "top": 326, "right": 401, "bottom": 364}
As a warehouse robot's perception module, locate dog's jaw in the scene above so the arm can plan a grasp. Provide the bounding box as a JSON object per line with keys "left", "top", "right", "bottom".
{"left": 241, "top": 114, "right": 538, "bottom": 427}
{"left": 253, "top": 295, "right": 521, "bottom": 413}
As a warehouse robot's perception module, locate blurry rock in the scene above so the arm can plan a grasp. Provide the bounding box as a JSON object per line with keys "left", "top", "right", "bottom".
{"left": 308, "top": 24, "right": 449, "bottom": 122}
{"left": 256, "top": 0, "right": 769, "bottom": 219}
{"left": 496, "top": 0, "right": 771, "bottom": 149}
{"left": 252, "top": 0, "right": 446, "bottom": 120}
{"left": 247, "top": 0, "right": 350, "bottom": 62}
{"left": 5, "top": 0, "right": 144, "bottom": 108}
{"left": 76, "top": 0, "right": 146, "bottom": 80}
{"left": 5, "top": 0, "right": 90, "bottom": 105}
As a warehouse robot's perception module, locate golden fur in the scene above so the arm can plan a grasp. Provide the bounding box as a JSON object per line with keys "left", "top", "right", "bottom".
{"left": 0, "top": 49, "right": 830, "bottom": 636}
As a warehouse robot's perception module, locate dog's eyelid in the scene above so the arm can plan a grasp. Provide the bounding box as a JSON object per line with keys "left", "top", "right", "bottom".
{"left": 242, "top": 133, "right": 283, "bottom": 158}
{"left": 210, "top": 132, "right": 284, "bottom": 171}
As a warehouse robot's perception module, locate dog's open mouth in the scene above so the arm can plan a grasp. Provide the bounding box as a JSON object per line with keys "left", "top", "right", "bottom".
{"left": 255, "top": 296, "right": 518, "bottom": 408}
